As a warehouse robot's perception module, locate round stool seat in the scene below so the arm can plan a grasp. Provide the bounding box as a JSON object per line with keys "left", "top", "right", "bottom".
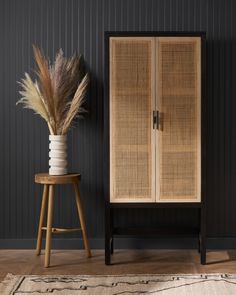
{"left": 35, "top": 173, "right": 81, "bottom": 185}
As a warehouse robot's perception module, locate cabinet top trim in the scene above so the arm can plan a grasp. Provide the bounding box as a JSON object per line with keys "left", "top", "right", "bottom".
{"left": 105, "top": 31, "right": 206, "bottom": 38}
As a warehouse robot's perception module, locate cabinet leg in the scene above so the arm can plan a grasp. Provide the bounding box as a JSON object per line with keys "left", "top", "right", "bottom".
{"left": 105, "top": 239, "right": 111, "bottom": 265}
{"left": 197, "top": 235, "right": 200, "bottom": 253}
{"left": 105, "top": 205, "right": 111, "bottom": 265}
{"left": 200, "top": 205, "right": 206, "bottom": 265}
{"left": 110, "top": 237, "right": 114, "bottom": 255}
{"left": 110, "top": 208, "right": 114, "bottom": 255}
{"left": 36, "top": 184, "right": 48, "bottom": 256}
{"left": 45, "top": 185, "right": 54, "bottom": 268}
{"left": 200, "top": 235, "right": 206, "bottom": 265}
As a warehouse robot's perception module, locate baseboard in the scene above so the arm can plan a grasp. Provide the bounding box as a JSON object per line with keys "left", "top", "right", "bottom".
{"left": 0, "top": 237, "right": 236, "bottom": 249}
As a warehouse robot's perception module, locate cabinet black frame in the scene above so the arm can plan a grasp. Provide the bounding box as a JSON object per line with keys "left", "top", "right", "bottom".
{"left": 104, "top": 31, "right": 207, "bottom": 265}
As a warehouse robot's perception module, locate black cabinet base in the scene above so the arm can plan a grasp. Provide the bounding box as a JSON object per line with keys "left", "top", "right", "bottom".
{"left": 105, "top": 206, "right": 207, "bottom": 266}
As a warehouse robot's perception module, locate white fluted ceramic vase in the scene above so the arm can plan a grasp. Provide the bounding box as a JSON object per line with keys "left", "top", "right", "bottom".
{"left": 49, "top": 135, "right": 68, "bottom": 175}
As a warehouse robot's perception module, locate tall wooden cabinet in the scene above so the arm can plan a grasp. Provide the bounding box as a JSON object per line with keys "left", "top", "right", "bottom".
{"left": 104, "top": 32, "right": 206, "bottom": 265}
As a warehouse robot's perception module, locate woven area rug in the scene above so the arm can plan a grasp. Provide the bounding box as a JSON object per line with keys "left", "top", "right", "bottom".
{"left": 1, "top": 274, "right": 236, "bottom": 294}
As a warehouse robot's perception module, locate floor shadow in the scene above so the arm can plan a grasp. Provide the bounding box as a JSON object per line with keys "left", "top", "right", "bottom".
{"left": 204, "top": 250, "right": 236, "bottom": 265}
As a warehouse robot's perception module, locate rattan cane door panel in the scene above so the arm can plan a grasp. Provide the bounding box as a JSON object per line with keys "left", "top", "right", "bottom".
{"left": 109, "top": 37, "right": 156, "bottom": 202}
{"left": 156, "top": 37, "right": 201, "bottom": 202}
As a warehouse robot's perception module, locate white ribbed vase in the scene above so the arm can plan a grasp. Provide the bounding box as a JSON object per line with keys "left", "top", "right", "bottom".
{"left": 49, "top": 135, "right": 68, "bottom": 175}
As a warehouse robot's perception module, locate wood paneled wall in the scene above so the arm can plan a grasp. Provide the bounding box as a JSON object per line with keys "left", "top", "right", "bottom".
{"left": 0, "top": 0, "right": 235, "bottom": 245}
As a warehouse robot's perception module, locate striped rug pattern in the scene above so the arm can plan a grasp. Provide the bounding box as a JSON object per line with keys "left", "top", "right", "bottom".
{"left": 1, "top": 273, "right": 235, "bottom": 294}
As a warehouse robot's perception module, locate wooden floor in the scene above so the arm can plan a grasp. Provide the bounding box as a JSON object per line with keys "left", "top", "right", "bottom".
{"left": 1, "top": 249, "right": 236, "bottom": 281}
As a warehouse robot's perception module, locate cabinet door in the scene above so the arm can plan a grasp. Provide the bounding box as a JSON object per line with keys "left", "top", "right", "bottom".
{"left": 156, "top": 37, "right": 201, "bottom": 202}
{"left": 109, "top": 37, "right": 156, "bottom": 202}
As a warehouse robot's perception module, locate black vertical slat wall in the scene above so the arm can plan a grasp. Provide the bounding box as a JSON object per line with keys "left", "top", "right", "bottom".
{"left": 0, "top": 0, "right": 236, "bottom": 247}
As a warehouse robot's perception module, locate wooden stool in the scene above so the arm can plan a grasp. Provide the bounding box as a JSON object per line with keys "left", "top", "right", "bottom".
{"left": 35, "top": 173, "right": 92, "bottom": 267}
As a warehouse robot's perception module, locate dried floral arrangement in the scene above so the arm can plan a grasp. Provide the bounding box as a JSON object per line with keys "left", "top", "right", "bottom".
{"left": 17, "top": 45, "right": 89, "bottom": 135}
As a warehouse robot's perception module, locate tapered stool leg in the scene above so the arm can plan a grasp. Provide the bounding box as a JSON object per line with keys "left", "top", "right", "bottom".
{"left": 45, "top": 185, "right": 54, "bottom": 267}
{"left": 36, "top": 184, "right": 49, "bottom": 255}
{"left": 74, "top": 180, "right": 92, "bottom": 258}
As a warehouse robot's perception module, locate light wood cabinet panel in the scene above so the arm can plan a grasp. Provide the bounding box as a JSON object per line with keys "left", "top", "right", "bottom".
{"left": 156, "top": 37, "right": 201, "bottom": 202}
{"left": 109, "top": 37, "right": 156, "bottom": 202}
{"left": 109, "top": 36, "right": 201, "bottom": 203}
